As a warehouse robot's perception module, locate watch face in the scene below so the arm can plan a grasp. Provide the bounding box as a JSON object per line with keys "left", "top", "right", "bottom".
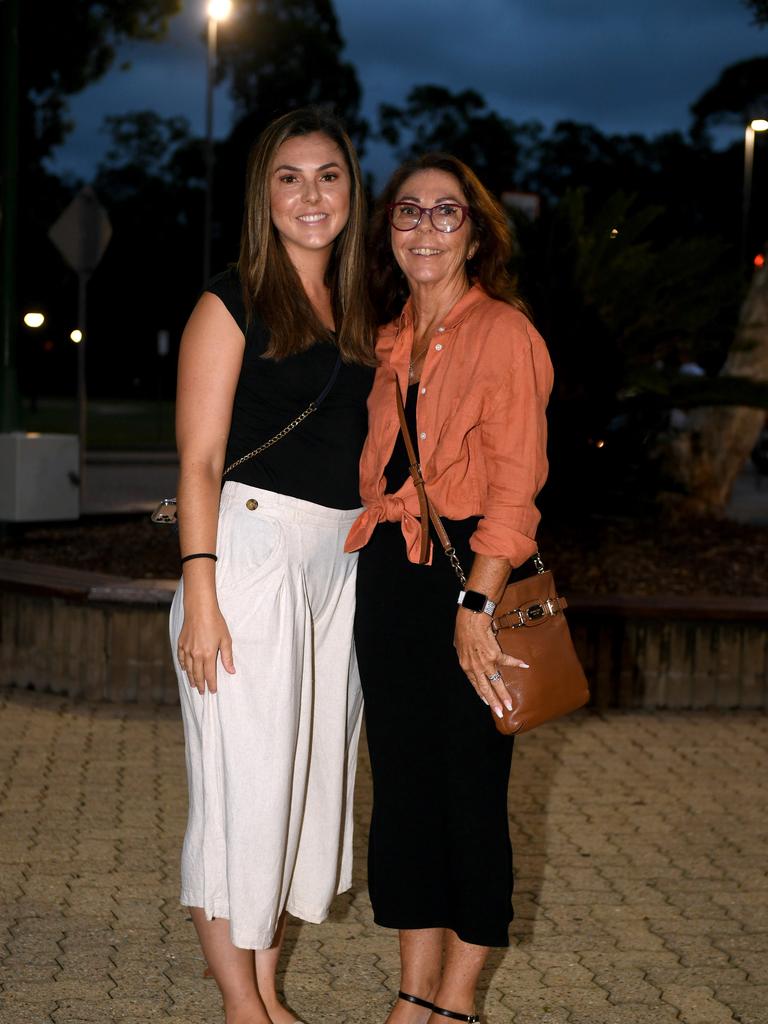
{"left": 461, "top": 590, "right": 487, "bottom": 612}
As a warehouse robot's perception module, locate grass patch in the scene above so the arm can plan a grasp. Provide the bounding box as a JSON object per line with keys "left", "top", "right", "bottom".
{"left": 23, "top": 398, "right": 175, "bottom": 450}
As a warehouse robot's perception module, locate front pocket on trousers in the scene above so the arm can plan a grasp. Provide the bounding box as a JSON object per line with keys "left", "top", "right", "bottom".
{"left": 216, "top": 504, "right": 285, "bottom": 592}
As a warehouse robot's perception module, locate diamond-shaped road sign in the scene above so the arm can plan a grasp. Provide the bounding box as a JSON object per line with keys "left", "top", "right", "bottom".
{"left": 48, "top": 186, "right": 112, "bottom": 276}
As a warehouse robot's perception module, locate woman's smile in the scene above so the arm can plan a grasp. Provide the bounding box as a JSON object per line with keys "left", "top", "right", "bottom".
{"left": 296, "top": 211, "right": 329, "bottom": 223}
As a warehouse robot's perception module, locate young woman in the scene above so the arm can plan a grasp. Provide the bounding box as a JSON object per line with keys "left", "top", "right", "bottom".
{"left": 170, "top": 108, "right": 375, "bottom": 1024}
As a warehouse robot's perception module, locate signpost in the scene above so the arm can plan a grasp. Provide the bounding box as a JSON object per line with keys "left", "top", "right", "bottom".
{"left": 48, "top": 187, "right": 112, "bottom": 498}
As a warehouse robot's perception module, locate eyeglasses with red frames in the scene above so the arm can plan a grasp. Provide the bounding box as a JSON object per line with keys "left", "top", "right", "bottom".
{"left": 387, "top": 201, "right": 471, "bottom": 233}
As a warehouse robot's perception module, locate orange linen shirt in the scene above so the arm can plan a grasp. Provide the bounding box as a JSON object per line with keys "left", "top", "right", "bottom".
{"left": 344, "top": 284, "right": 554, "bottom": 567}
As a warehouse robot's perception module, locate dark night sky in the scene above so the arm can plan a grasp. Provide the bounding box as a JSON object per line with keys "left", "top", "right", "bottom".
{"left": 48, "top": 0, "right": 766, "bottom": 185}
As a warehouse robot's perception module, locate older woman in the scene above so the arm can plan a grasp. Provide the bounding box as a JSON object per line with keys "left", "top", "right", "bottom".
{"left": 346, "top": 154, "right": 553, "bottom": 1023}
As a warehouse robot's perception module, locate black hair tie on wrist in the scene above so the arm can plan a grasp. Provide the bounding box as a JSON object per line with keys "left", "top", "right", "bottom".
{"left": 180, "top": 552, "right": 218, "bottom": 565}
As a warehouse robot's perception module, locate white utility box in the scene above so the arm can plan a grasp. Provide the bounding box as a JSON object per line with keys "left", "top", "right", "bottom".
{"left": 0, "top": 432, "right": 79, "bottom": 521}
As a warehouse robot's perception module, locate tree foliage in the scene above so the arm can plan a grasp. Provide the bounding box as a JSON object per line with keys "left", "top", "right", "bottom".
{"left": 378, "top": 86, "right": 531, "bottom": 195}
{"left": 515, "top": 191, "right": 740, "bottom": 510}
{"left": 691, "top": 57, "right": 768, "bottom": 136}
{"left": 744, "top": 0, "right": 768, "bottom": 24}
{"left": 20, "top": 0, "right": 181, "bottom": 160}
{"left": 217, "top": 0, "right": 365, "bottom": 146}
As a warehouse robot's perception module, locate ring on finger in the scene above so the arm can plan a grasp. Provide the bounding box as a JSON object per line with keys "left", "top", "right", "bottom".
{"left": 486, "top": 671, "right": 502, "bottom": 682}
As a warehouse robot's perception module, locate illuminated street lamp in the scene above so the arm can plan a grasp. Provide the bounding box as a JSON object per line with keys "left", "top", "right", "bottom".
{"left": 203, "top": 0, "right": 233, "bottom": 286}
{"left": 70, "top": 329, "right": 83, "bottom": 344}
{"left": 23, "top": 312, "right": 45, "bottom": 328}
{"left": 743, "top": 118, "right": 768, "bottom": 261}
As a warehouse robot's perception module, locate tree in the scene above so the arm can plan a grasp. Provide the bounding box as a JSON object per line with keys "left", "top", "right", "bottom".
{"left": 516, "top": 190, "right": 742, "bottom": 511}
{"left": 14, "top": 2, "right": 184, "bottom": 403}
{"left": 217, "top": 0, "right": 365, "bottom": 145}
{"left": 84, "top": 113, "right": 203, "bottom": 399}
{"left": 691, "top": 57, "right": 768, "bottom": 138}
{"left": 744, "top": 0, "right": 768, "bottom": 24}
{"left": 378, "top": 86, "right": 531, "bottom": 196}
{"left": 662, "top": 265, "right": 768, "bottom": 514}
{"left": 20, "top": 0, "right": 181, "bottom": 163}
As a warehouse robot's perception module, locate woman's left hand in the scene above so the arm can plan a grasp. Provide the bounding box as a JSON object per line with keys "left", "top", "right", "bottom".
{"left": 454, "top": 607, "right": 529, "bottom": 718}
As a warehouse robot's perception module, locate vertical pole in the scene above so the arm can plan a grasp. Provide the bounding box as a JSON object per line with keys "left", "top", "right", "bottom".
{"left": 77, "top": 272, "right": 88, "bottom": 508}
{"left": 203, "top": 16, "right": 217, "bottom": 287}
{"left": 1, "top": 0, "right": 21, "bottom": 432}
{"left": 743, "top": 124, "right": 755, "bottom": 264}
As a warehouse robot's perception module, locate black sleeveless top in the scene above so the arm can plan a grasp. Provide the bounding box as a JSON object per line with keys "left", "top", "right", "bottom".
{"left": 207, "top": 269, "right": 374, "bottom": 510}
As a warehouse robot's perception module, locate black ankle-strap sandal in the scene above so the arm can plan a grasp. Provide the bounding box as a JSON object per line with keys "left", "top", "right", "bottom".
{"left": 398, "top": 992, "right": 479, "bottom": 1023}
{"left": 399, "top": 991, "right": 436, "bottom": 1012}
{"left": 431, "top": 1004, "right": 480, "bottom": 1023}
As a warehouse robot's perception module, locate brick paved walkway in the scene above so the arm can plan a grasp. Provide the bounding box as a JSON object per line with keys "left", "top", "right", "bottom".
{"left": 0, "top": 689, "right": 765, "bottom": 1024}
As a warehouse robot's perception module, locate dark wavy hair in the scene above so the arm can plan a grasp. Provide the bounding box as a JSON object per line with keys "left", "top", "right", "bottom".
{"left": 238, "top": 106, "right": 375, "bottom": 364}
{"left": 369, "top": 152, "right": 527, "bottom": 326}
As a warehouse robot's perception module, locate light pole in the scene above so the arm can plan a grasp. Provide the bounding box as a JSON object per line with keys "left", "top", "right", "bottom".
{"left": 203, "top": 0, "right": 232, "bottom": 287}
{"left": 743, "top": 118, "right": 768, "bottom": 262}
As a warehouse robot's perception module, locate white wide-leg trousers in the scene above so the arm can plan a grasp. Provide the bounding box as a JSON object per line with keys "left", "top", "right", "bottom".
{"left": 170, "top": 482, "right": 363, "bottom": 949}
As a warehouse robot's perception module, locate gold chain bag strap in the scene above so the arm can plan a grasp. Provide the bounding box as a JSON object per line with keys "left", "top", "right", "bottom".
{"left": 151, "top": 353, "right": 342, "bottom": 525}
{"left": 395, "top": 381, "right": 589, "bottom": 735}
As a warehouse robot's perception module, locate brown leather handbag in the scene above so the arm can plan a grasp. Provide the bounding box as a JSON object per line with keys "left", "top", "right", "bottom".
{"left": 396, "top": 383, "right": 589, "bottom": 735}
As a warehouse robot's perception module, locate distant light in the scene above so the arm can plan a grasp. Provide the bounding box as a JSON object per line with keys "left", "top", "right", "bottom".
{"left": 754, "top": 253, "right": 765, "bottom": 268}
{"left": 207, "top": 0, "right": 232, "bottom": 19}
{"left": 609, "top": 227, "right": 619, "bottom": 239}
{"left": 70, "top": 329, "right": 83, "bottom": 343}
{"left": 26, "top": 432, "right": 41, "bottom": 439}
{"left": 23, "top": 312, "right": 45, "bottom": 328}
{"left": 751, "top": 119, "right": 768, "bottom": 132}
{"left": 595, "top": 439, "right": 606, "bottom": 449}
{"left": 43, "top": 339, "right": 54, "bottom": 353}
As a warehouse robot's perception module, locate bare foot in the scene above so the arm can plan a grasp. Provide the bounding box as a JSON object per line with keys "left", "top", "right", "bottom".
{"left": 225, "top": 1000, "right": 272, "bottom": 1024}
{"left": 261, "top": 995, "right": 304, "bottom": 1024}
{"left": 385, "top": 998, "right": 433, "bottom": 1024}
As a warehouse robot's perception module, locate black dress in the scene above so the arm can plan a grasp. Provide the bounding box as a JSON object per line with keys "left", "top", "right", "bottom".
{"left": 354, "top": 384, "right": 515, "bottom": 948}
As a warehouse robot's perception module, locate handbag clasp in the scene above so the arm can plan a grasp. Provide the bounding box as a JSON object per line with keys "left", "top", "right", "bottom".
{"left": 491, "top": 596, "right": 563, "bottom": 633}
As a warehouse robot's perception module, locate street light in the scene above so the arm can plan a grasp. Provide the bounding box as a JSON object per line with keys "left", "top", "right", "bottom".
{"left": 743, "top": 118, "right": 768, "bottom": 261}
{"left": 70, "top": 329, "right": 83, "bottom": 344}
{"left": 23, "top": 312, "right": 45, "bottom": 328}
{"left": 203, "top": 0, "right": 233, "bottom": 286}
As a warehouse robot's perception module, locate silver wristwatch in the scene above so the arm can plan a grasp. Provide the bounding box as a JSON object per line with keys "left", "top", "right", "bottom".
{"left": 457, "top": 590, "right": 497, "bottom": 616}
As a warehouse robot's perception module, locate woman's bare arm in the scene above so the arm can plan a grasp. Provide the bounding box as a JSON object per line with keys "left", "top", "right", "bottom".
{"left": 175, "top": 292, "right": 245, "bottom": 694}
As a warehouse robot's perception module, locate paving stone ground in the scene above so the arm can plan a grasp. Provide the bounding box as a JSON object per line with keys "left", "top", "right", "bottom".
{"left": 0, "top": 689, "right": 766, "bottom": 1024}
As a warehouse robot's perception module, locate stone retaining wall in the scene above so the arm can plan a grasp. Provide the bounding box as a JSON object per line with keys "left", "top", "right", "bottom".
{"left": 1, "top": 559, "right": 766, "bottom": 709}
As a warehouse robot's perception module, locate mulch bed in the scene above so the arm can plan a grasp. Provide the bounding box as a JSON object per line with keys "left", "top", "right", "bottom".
{"left": 1, "top": 512, "right": 766, "bottom": 598}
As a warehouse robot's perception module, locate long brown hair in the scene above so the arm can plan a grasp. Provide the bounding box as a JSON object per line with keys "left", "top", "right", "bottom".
{"left": 238, "top": 107, "right": 374, "bottom": 364}
{"left": 369, "top": 152, "right": 528, "bottom": 325}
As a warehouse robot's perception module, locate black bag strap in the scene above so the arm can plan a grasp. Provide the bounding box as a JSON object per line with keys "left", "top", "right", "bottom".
{"left": 222, "top": 351, "right": 342, "bottom": 478}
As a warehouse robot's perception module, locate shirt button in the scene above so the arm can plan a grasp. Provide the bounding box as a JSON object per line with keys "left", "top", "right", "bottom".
{"left": 421, "top": 386, "right": 427, "bottom": 395}
{"left": 437, "top": 326, "right": 446, "bottom": 333}
{"left": 435, "top": 343, "right": 443, "bottom": 351}
{"left": 419, "top": 431, "right": 427, "bottom": 440}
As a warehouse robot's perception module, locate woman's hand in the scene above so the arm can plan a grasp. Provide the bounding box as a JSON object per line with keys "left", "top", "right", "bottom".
{"left": 177, "top": 599, "right": 236, "bottom": 695}
{"left": 454, "top": 607, "right": 529, "bottom": 719}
